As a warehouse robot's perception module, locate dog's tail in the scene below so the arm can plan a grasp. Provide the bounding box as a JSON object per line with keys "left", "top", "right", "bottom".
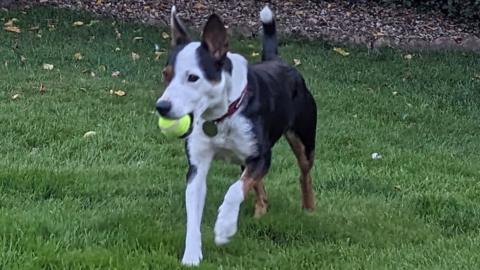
{"left": 260, "top": 6, "right": 278, "bottom": 61}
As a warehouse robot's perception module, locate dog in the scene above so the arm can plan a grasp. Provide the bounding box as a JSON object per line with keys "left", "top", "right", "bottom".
{"left": 156, "top": 5, "right": 317, "bottom": 266}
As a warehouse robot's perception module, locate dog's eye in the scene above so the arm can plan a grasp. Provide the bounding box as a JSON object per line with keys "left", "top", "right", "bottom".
{"left": 187, "top": 74, "right": 199, "bottom": 82}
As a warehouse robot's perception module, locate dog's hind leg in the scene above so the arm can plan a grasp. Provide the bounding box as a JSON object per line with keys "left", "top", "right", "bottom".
{"left": 285, "top": 90, "right": 317, "bottom": 211}
{"left": 253, "top": 178, "right": 268, "bottom": 218}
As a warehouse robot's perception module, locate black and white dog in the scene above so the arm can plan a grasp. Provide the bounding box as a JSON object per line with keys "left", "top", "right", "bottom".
{"left": 156, "top": 6, "right": 317, "bottom": 266}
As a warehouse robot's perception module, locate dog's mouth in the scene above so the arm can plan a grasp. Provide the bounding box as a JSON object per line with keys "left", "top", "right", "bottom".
{"left": 180, "top": 112, "right": 194, "bottom": 139}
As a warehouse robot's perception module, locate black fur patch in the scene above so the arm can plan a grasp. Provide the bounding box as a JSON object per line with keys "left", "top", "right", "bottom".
{"left": 196, "top": 43, "right": 232, "bottom": 82}
{"left": 185, "top": 140, "right": 197, "bottom": 183}
{"left": 241, "top": 59, "right": 317, "bottom": 178}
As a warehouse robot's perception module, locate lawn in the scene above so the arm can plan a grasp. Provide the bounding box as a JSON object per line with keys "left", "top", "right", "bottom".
{"left": 1, "top": 6, "right": 480, "bottom": 270}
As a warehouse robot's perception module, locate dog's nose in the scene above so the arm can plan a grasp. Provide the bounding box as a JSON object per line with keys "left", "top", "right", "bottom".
{"left": 156, "top": 100, "right": 172, "bottom": 116}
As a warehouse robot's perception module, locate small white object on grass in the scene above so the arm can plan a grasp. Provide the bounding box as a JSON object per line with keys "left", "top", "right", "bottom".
{"left": 371, "top": 152, "right": 382, "bottom": 160}
{"left": 83, "top": 131, "right": 97, "bottom": 138}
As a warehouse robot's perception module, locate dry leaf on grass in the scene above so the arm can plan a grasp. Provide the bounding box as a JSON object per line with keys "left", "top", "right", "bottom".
{"left": 333, "top": 47, "right": 350, "bottom": 56}
{"left": 111, "top": 90, "right": 126, "bottom": 96}
{"left": 87, "top": 20, "right": 99, "bottom": 27}
{"left": 161, "top": 32, "right": 169, "bottom": 39}
{"left": 404, "top": 54, "right": 413, "bottom": 60}
{"left": 74, "top": 52, "right": 83, "bottom": 60}
{"left": 83, "top": 131, "right": 97, "bottom": 138}
{"left": 251, "top": 52, "right": 260, "bottom": 57}
{"left": 133, "top": 36, "right": 143, "bottom": 41}
{"left": 39, "top": 83, "right": 46, "bottom": 94}
{"left": 73, "top": 21, "right": 84, "bottom": 27}
{"left": 11, "top": 94, "right": 20, "bottom": 100}
{"left": 4, "top": 26, "right": 21, "bottom": 33}
{"left": 20, "top": 55, "right": 27, "bottom": 62}
{"left": 131, "top": 52, "right": 140, "bottom": 61}
{"left": 114, "top": 28, "right": 121, "bottom": 39}
{"left": 42, "top": 63, "right": 54, "bottom": 70}
{"left": 154, "top": 51, "right": 165, "bottom": 61}
{"left": 293, "top": 58, "right": 301, "bottom": 66}
{"left": 115, "top": 47, "right": 121, "bottom": 52}
{"left": 4, "top": 18, "right": 18, "bottom": 27}
{"left": 111, "top": 71, "right": 121, "bottom": 77}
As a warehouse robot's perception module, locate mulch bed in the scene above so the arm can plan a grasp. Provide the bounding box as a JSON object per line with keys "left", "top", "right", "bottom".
{"left": 10, "top": 0, "right": 480, "bottom": 51}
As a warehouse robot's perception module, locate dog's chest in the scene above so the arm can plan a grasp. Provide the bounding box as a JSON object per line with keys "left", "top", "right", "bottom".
{"left": 208, "top": 115, "right": 257, "bottom": 164}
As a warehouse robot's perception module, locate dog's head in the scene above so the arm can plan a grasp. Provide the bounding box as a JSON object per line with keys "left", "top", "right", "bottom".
{"left": 156, "top": 7, "right": 232, "bottom": 120}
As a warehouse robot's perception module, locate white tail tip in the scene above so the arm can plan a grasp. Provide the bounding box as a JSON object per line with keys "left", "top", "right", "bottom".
{"left": 260, "top": 6, "right": 273, "bottom": 24}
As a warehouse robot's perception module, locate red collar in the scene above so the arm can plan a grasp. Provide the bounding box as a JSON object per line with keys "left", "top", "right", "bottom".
{"left": 213, "top": 85, "right": 248, "bottom": 123}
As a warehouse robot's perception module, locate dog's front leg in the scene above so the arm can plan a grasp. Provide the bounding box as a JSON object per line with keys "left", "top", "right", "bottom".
{"left": 214, "top": 155, "right": 270, "bottom": 245}
{"left": 182, "top": 140, "right": 214, "bottom": 266}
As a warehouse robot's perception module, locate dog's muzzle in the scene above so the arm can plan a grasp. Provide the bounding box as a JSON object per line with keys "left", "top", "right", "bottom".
{"left": 156, "top": 100, "right": 172, "bottom": 117}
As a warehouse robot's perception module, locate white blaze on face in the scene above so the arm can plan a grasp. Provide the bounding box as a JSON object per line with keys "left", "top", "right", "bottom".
{"left": 157, "top": 42, "right": 229, "bottom": 119}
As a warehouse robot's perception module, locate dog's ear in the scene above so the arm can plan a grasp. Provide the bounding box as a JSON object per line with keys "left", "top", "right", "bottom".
{"left": 202, "top": 14, "right": 228, "bottom": 61}
{"left": 170, "top": 6, "right": 190, "bottom": 47}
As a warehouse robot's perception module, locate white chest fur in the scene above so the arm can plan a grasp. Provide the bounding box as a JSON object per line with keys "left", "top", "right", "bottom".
{"left": 189, "top": 113, "right": 257, "bottom": 165}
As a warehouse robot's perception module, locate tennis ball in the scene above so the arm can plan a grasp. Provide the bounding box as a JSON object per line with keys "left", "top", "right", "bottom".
{"left": 158, "top": 114, "right": 192, "bottom": 138}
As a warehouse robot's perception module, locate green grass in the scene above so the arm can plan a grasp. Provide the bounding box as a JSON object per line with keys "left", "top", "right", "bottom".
{"left": 1, "top": 6, "right": 480, "bottom": 270}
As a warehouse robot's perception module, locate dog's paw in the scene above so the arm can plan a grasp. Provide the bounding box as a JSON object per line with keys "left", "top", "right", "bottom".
{"left": 214, "top": 203, "right": 239, "bottom": 245}
{"left": 181, "top": 249, "right": 203, "bottom": 266}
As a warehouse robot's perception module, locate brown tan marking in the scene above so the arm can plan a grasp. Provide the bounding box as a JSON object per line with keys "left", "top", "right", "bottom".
{"left": 240, "top": 168, "right": 268, "bottom": 218}
{"left": 162, "top": 65, "right": 174, "bottom": 85}
{"left": 252, "top": 179, "right": 268, "bottom": 218}
{"left": 285, "top": 131, "right": 315, "bottom": 211}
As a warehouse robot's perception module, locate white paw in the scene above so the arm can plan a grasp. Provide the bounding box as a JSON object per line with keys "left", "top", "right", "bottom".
{"left": 214, "top": 202, "right": 240, "bottom": 245}
{"left": 181, "top": 248, "right": 203, "bottom": 266}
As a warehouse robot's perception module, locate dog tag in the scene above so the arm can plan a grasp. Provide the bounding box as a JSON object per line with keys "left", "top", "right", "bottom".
{"left": 202, "top": 121, "right": 218, "bottom": 137}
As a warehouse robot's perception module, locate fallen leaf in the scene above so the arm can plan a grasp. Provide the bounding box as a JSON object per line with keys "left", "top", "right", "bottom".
{"left": 394, "top": 185, "right": 401, "bottom": 191}
{"left": 83, "top": 131, "right": 97, "bottom": 138}
{"left": 4, "top": 26, "right": 21, "bottom": 33}
{"left": 73, "top": 21, "right": 84, "bottom": 27}
{"left": 404, "top": 54, "right": 413, "bottom": 60}
{"left": 113, "top": 90, "right": 126, "bottom": 96}
{"left": 4, "top": 18, "right": 18, "bottom": 27}
{"left": 39, "top": 83, "right": 46, "bottom": 94}
{"left": 131, "top": 52, "right": 140, "bottom": 61}
{"left": 114, "top": 28, "right": 121, "bottom": 39}
{"left": 333, "top": 47, "right": 350, "bottom": 56}
{"left": 98, "top": 65, "right": 106, "bottom": 72}
{"left": 111, "top": 71, "right": 121, "bottom": 77}
{"left": 154, "top": 51, "right": 165, "bottom": 61}
{"left": 42, "top": 63, "right": 54, "bottom": 70}
{"left": 161, "top": 32, "right": 169, "bottom": 39}
{"left": 87, "top": 20, "right": 99, "bottom": 26}
{"left": 133, "top": 36, "right": 143, "bottom": 41}
{"left": 115, "top": 47, "right": 121, "bottom": 52}
{"left": 90, "top": 71, "right": 96, "bottom": 77}
{"left": 11, "top": 94, "right": 20, "bottom": 100}
{"left": 293, "top": 58, "right": 301, "bottom": 66}
{"left": 251, "top": 52, "right": 260, "bottom": 57}
{"left": 73, "top": 52, "right": 83, "bottom": 60}
{"left": 20, "top": 55, "right": 27, "bottom": 62}
{"left": 392, "top": 91, "right": 399, "bottom": 96}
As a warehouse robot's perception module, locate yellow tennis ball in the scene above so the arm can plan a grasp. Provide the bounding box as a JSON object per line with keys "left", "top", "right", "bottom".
{"left": 158, "top": 114, "right": 192, "bottom": 138}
